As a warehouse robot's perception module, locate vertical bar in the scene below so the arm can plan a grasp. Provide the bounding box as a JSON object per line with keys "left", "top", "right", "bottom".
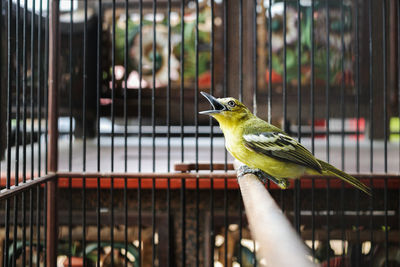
{"left": 180, "top": 0, "right": 185, "bottom": 165}
{"left": 43, "top": 185, "right": 47, "bottom": 267}
{"left": 28, "top": 0, "right": 34, "bottom": 255}
{"left": 209, "top": 178, "right": 214, "bottom": 267}
{"left": 283, "top": 0, "right": 287, "bottom": 129}
{"left": 340, "top": 0, "right": 345, "bottom": 262}
{"left": 0, "top": 0, "right": 2, "bottom": 186}
{"left": 355, "top": 0, "right": 360, "bottom": 265}
{"left": 13, "top": 1, "right": 21, "bottom": 265}
{"left": 152, "top": 0, "right": 157, "bottom": 265}
{"left": 294, "top": 0, "right": 301, "bottom": 234}
{"left": 239, "top": 0, "right": 243, "bottom": 103}
{"left": 37, "top": 0, "right": 42, "bottom": 177}
{"left": 181, "top": 179, "right": 186, "bottom": 266}
{"left": 194, "top": 0, "right": 199, "bottom": 173}
{"left": 151, "top": 0, "right": 156, "bottom": 174}
{"left": 124, "top": 1, "right": 128, "bottom": 266}
{"left": 5, "top": 0, "right": 13, "bottom": 265}
{"left": 223, "top": 0, "right": 228, "bottom": 171}
{"left": 325, "top": 2, "right": 330, "bottom": 162}
{"left": 281, "top": 0, "right": 287, "bottom": 211}
{"left": 310, "top": 0, "right": 315, "bottom": 260}
{"left": 180, "top": 0, "right": 185, "bottom": 264}
{"left": 398, "top": 0, "right": 400, "bottom": 258}
{"left": 44, "top": 0, "right": 49, "bottom": 175}
{"left": 29, "top": 188, "right": 34, "bottom": 267}
{"left": 124, "top": 0, "right": 128, "bottom": 173}
{"left": 325, "top": 2, "right": 330, "bottom": 265}
{"left": 31, "top": 0, "right": 36, "bottom": 181}
{"left": 167, "top": 176, "right": 171, "bottom": 267}
{"left": 238, "top": 0, "right": 243, "bottom": 264}
{"left": 152, "top": 173, "right": 155, "bottom": 267}
{"left": 340, "top": 0, "right": 345, "bottom": 167}
{"left": 224, "top": 178, "right": 228, "bottom": 266}
{"left": 36, "top": 2, "right": 43, "bottom": 265}
{"left": 382, "top": 0, "right": 388, "bottom": 265}
{"left": 209, "top": 0, "right": 215, "bottom": 265}
{"left": 15, "top": 0, "right": 20, "bottom": 186}
{"left": 368, "top": 0, "right": 374, "bottom": 263}
{"left": 166, "top": 0, "right": 171, "bottom": 263}
{"left": 252, "top": 0, "right": 257, "bottom": 115}
{"left": 310, "top": 1, "right": 315, "bottom": 154}
{"left": 68, "top": 177, "right": 72, "bottom": 267}
{"left": 167, "top": 0, "right": 171, "bottom": 174}
{"left": 68, "top": 0, "right": 73, "bottom": 180}
{"left": 396, "top": 0, "right": 400, "bottom": 167}
{"left": 82, "top": 0, "right": 88, "bottom": 265}
{"left": 267, "top": 0, "right": 272, "bottom": 123}
{"left": 110, "top": 1, "right": 115, "bottom": 265}
{"left": 253, "top": 0, "right": 258, "bottom": 263}
{"left": 68, "top": 1, "right": 73, "bottom": 265}
{"left": 22, "top": 0, "right": 28, "bottom": 264}
{"left": 47, "top": 0, "right": 60, "bottom": 265}
{"left": 96, "top": 0, "right": 102, "bottom": 265}
{"left": 138, "top": 0, "right": 143, "bottom": 173}
{"left": 36, "top": 185, "right": 41, "bottom": 266}
{"left": 138, "top": 0, "right": 143, "bottom": 265}
{"left": 194, "top": 0, "right": 199, "bottom": 264}
{"left": 223, "top": 0, "right": 229, "bottom": 262}
{"left": 43, "top": 5, "right": 50, "bottom": 262}
{"left": 138, "top": 176, "right": 142, "bottom": 267}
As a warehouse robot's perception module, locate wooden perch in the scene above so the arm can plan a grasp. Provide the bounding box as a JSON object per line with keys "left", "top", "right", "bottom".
{"left": 235, "top": 161, "right": 317, "bottom": 267}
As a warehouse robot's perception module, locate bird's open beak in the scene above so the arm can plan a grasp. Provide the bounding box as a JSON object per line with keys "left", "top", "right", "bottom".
{"left": 199, "top": 92, "right": 226, "bottom": 115}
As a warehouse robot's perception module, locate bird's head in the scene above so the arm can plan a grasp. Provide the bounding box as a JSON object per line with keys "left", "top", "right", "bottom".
{"left": 199, "top": 92, "right": 252, "bottom": 127}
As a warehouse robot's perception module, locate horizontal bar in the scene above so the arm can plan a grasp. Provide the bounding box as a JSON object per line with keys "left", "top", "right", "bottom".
{"left": 58, "top": 172, "right": 236, "bottom": 179}
{"left": 0, "top": 174, "right": 57, "bottom": 200}
{"left": 175, "top": 163, "right": 234, "bottom": 172}
{"left": 2, "top": 223, "right": 398, "bottom": 243}
{"left": 1, "top": 172, "right": 399, "bottom": 193}
{"left": 54, "top": 172, "right": 400, "bottom": 190}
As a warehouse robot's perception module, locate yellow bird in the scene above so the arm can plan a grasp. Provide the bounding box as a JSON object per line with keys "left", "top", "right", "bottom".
{"left": 200, "top": 92, "right": 371, "bottom": 195}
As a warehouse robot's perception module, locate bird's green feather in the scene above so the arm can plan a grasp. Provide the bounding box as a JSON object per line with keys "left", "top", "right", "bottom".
{"left": 243, "top": 131, "right": 323, "bottom": 173}
{"left": 319, "top": 160, "right": 372, "bottom": 196}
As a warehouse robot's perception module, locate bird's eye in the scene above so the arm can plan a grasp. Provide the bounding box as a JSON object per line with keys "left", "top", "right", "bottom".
{"left": 227, "top": 100, "right": 236, "bottom": 107}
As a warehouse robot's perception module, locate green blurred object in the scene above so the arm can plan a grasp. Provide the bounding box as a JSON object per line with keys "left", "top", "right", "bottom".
{"left": 390, "top": 117, "right": 400, "bottom": 142}
{"left": 113, "top": 7, "right": 211, "bottom": 86}
{"left": 85, "top": 242, "right": 140, "bottom": 267}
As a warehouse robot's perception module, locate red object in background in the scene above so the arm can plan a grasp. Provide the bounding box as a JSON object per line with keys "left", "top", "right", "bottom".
{"left": 265, "top": 69, "right": 283, "bottom": 84}
{"left": 198, "top": 71, "right": 211, "bottom": 88}
{"left": 321, "top": 256, "right": 349, "bottom": 267}
{"left": 334, "top": 70, "right": 354, "bottom": 86}
{"left": 63, "top": 257, "right": 83, "bottom": 267}
{"left": 348, "top": 118, "right": 365, "bottom": 140}
{"left": 314, "top": 119, "right": 326, "bottom": 138}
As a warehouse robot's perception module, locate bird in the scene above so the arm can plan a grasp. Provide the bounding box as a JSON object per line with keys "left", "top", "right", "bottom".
{"left": 199, "top": 92, "right": 371, "bottom": 195}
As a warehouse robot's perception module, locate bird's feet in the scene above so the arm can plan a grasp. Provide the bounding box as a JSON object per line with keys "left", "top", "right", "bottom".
{"left": 276, "top": 178, "right": 290, "bottom": 189}
{"left": 237, "top": 165, "right": 269, "bottom": 183}
{"left": 237, "top": 165, "right": 290, "bottom": 189}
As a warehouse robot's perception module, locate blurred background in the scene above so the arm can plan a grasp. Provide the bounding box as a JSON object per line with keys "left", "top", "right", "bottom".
{"left": 0, "top": 0, "right": 400, "bottom": 266}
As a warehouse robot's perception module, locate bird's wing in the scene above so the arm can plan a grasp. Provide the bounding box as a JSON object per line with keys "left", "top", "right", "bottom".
{"left": 243, "top": 132, "right": 323, "bottom": 173}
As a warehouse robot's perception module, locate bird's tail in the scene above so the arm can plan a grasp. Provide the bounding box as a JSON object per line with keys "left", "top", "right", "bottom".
{"left": 318, "top": 160, "right": 372, "bottom": 196}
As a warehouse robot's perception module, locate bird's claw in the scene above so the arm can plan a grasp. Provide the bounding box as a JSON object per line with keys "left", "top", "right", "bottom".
{"left": 237, "top": 165, "right": 267, "bottom": 182}
{"left": 277, "top": 178, "right": 290, "bottom": 189}
{"left": 237, "top": 165, "right": 290, "bottom": 189}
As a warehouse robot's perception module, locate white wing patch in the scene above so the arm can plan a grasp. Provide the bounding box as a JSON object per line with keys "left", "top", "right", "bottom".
{"left": 243, "top": 134, "right": 279, "bottom": 143}
{"left": 243, "top": 133, "right": 296, "bottom": 151}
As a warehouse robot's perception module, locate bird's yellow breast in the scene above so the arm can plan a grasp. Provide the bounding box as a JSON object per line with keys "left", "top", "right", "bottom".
{"left": 221, "top": 124, "right": 306, "bottom": 179}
